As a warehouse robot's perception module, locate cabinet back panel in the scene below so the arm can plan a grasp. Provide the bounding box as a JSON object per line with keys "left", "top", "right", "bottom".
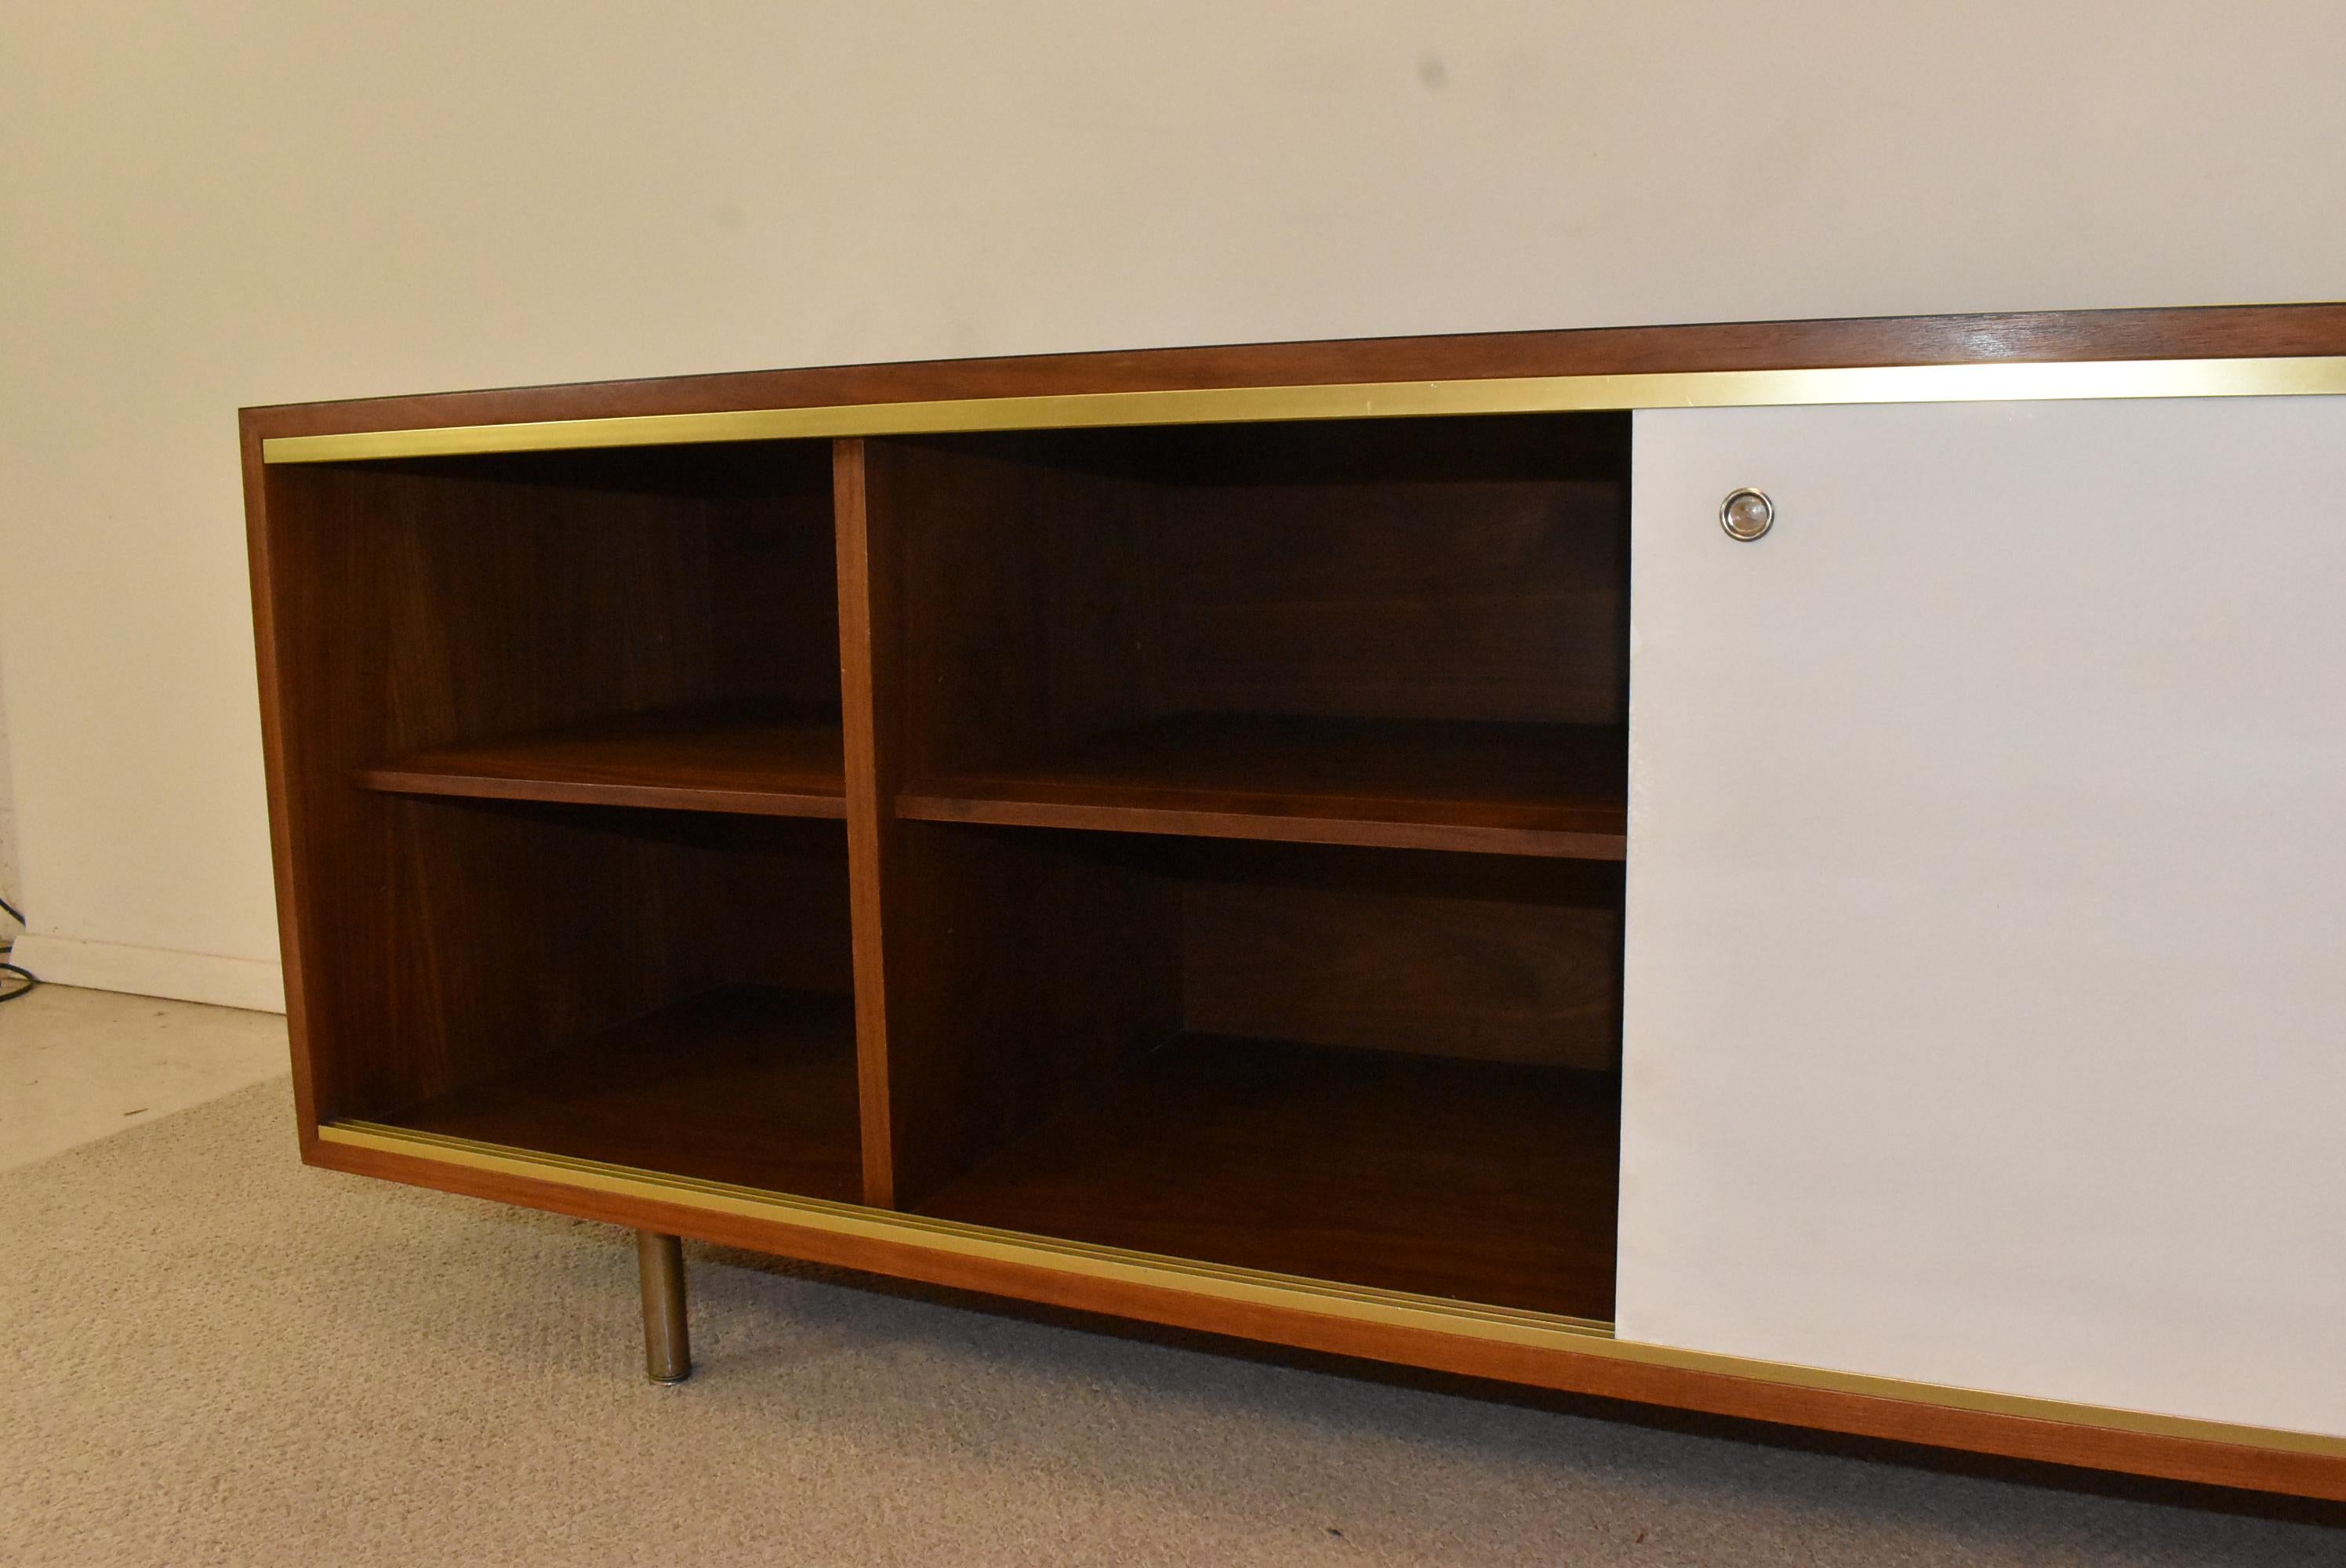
{"left": 1180, "top": 843, "right": 1622, "bottom": 1070}
{"left": 884, "top": 415, "right": 1629, "bottom": 770}
{"left": 267, "top": 452, "right": 840, "bottom": 754}
{"left": 1157, "top": 477, "right": 1626, "bottom": 725}
{"left": 877, "top": 822, "right": 1182, "bottom": 1204}
{"left": 883, "top": 438, "right": 1165, "bottom": 777}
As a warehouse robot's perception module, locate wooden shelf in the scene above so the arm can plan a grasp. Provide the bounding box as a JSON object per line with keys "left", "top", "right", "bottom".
{"left": 915, "top": 1033, "right": 1619, "bottom": 1319}
{"left": 899, "top": 714, "right": 1627, "bottom": 858}
{"left": 387, "top": 986, "right": 862, "bottom": 1200}
{"left": 359, "top": 705, "right": 846, "bottom": 818}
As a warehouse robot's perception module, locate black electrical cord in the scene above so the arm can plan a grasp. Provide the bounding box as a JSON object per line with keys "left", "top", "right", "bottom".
{"left": 0, "top": 892, "right": 35, "bottom": 1002}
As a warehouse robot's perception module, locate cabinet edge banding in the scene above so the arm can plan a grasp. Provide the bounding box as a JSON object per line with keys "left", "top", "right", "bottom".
{"left": 259, "top": 356, "right": 2346, "bottom": 465}
{"left": 316, "top": 1120, "right": 2346, "bottom": 1465}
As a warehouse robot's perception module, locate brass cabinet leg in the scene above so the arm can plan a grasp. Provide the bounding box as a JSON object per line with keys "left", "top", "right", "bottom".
{"left": 636, "top": 1231, "right": 692, "bottom": 1383}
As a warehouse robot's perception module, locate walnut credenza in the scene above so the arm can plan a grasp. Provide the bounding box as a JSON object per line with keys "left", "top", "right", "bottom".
{"left": 242, "top": 305, "right": 2346, "bottom": 1502}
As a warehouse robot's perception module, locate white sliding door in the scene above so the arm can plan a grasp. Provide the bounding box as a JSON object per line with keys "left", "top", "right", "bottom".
{"left": 1619, "top": 397, "right": 2346, "bottom": 1436}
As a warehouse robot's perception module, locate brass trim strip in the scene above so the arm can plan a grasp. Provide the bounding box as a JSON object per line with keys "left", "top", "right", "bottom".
{"left": 323, "top": 1119, "right": 2346, "bottom": 1461}
{"left": 321, "top": 1120, "right": 1614, "bottom": 1341}
{"left": 261, "top": 355, "right": 2346, "bottom": 464}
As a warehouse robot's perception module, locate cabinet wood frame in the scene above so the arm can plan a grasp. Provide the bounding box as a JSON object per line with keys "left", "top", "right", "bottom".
{"left": 242, "top": 303, "right": 2346, "bottom": 1504}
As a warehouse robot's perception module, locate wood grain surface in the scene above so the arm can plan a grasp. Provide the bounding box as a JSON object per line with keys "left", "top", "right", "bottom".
{"left": 391, "top": 986, "right": 862, "bottom": 1200}
{"left": 915, "top": 1033, "right": 1620, "bottom": 1319}
{"left": 360, "top": 703, "right": 846, "bottom": 817}
{"left": 244, "top": 304, "right": 2346, "bottom": 443}
{"left": 902, "top": 713, "right": 1626, "bottom": 858}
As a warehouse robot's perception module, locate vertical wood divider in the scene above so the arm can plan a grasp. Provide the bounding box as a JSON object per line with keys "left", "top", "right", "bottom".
{"left": 834, "top": 437, "right": 904, "bottom": 1208}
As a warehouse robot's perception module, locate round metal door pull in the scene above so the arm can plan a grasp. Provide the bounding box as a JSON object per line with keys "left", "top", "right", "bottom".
{"left": 1720, "top": 487, "right": 1774, "bottom": 541}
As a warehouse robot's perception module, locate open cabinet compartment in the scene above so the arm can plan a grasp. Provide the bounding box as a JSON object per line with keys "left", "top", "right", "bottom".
{"left": 258, "top": 440, "right": 863, "bottom": 1200}
{"left": 881, "top": 825, "right": 1624, "bottom": 1320}
{"left": 873, "top": 413, "right": 1632, "bottom": 858}
{"left": 276, "top": 441, "right": 846, "bottom": 816}
{"left": 354, "top": 803, "right": 859, "bottom": 1198}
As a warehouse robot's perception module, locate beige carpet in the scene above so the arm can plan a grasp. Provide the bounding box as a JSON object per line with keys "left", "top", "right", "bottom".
{"left": 2, "top": 1081, "right": 2337, "bottom": 1567}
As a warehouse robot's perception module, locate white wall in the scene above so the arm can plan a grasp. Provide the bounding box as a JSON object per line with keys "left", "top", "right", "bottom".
{"left": 0, "top": 658, "right": 19, "bottom": 942}
{"left": 1, "top": 2, "right": 2342, "bottom": 1010}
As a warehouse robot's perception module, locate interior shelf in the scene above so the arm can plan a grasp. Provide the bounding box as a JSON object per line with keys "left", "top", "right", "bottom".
{"left": 387, "top": 986, "right": 862, "bottom": 1201}
{"left": 359, "top": 704, "right": 846, "bottom": 818}
{"left": 899, "top": 713, "right": 1627, "bottom": 858}
{"left": 915, "top": 1032, "right": 1620, "bottom": 1319}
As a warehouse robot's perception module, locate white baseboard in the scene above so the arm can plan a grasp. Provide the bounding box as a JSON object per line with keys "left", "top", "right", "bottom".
{"left": 6, "top": 932, "right": 285, "bottom": 1014}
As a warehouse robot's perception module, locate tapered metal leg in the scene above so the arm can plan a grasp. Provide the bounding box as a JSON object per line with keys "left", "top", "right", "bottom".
{"left": 636, "top": 1231, "right": 692, "bottom": 1384}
